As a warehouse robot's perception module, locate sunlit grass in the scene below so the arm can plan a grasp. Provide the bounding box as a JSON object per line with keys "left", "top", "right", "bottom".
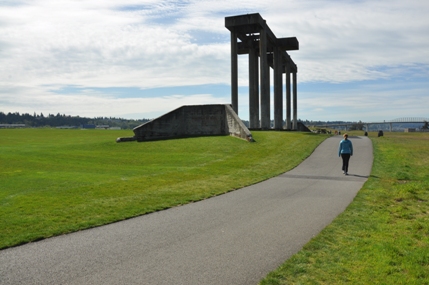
{"left": 0, "top": 128, "right": 327, "bottom": 249}
{"left": 260, "top": 131, "right": 429, "bottom": 284}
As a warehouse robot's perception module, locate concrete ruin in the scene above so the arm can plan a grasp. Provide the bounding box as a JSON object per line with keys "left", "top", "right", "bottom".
{"left": 225, "top": 13, "right": 299, "bottom": 130}
{"left": 117, "top": 13, "right": 304, "bottom": 143}
{"left": 117, "top": 104, "right": 253, "bottom": 142}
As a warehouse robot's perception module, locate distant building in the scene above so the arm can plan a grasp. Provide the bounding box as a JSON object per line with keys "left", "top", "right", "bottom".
{"left": 0, "top": 124, "right": 26, "bottom": 128}
{"left": 96, "top": 125, "right": 110, "bottom": 129}
{"left": 404, "top": 128, "right": 416, "bottom": 132}
{"left": 56, "top": 126, "right": 78, "bottom": 129}
{"left": 81, "top": 124, "right": 96, "bottom": 129}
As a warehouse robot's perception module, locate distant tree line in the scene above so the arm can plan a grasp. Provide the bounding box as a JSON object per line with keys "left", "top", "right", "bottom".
{"left": 4, "top": 113, "right": 427, "bottom": 131}
{"left": 0, "top": 112, "right": 150, "bottom": 129}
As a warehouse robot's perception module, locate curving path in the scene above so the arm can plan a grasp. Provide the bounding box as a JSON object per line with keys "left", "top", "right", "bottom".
{"left": 0, "top": 136, "right": 373, "bottom": 285}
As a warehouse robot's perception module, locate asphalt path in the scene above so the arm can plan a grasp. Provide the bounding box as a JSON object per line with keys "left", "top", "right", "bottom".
{"left": 0, "top": 135, "right": 373, "bottom": 285}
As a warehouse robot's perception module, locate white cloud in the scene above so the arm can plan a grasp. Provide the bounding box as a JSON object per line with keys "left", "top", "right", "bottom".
{"left": 263, "top": 0, "right": 429, "bottom": 82}
{"left": 0, "top": 85, "right": 228, "bottom": 119}
{"left": 0, "top": 0, "right": 428, "bottom": 121}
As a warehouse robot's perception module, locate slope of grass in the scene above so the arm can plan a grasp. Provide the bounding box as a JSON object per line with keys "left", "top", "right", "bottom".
{"left": 0, "top": 129, "right": 327, "bottom": 249}
{"left": 260, "top": 132, "right": 429, "bottom": 284}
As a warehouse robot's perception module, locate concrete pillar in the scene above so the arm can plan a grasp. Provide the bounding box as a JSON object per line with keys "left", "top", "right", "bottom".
{"left": 389, "top": 123, "right": 392, "bottom": 132}
{"left": 249, "top": 47, "right": 259, "bottom": 129}
{"left": 230, "top": 31, "right": 238, "bottom": 114}
{"left": 285, "top": 63, "right": 291, "bottom": 130}
{"left": 260, "top": 29, "right": 270, "bottom": 129}
{"left": 273, "top": 47, "right": 283, "bottom": 130}
{"left": 293, "top": 71, "right": 298, "bottom": 130}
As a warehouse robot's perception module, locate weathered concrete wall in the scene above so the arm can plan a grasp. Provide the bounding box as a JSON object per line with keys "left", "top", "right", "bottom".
{"left": 297, "top": 122, "right": 311, "bottom": 132}
{"left": 117, "top": 104, "right": 253, "bottom": 142}
{"left": 225, "top": 104, "right": 253, "bottom": 141}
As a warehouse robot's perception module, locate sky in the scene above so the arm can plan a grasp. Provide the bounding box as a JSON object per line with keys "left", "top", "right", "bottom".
{"left": 0, "top": 0, "right": 428, "bottom": 122}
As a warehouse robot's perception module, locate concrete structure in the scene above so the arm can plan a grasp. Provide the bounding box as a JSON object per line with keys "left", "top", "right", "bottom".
{"left": 296, "top": 122, "right": 311, "bottom": 132}
{"left": 225, "top": 13, "right": 299, "bottom": 130}
{"left": 117, "top": 104, "right": 253, "bottom": 142}
{"left": 117, "top": 14, "right": 303, "bottom": 143}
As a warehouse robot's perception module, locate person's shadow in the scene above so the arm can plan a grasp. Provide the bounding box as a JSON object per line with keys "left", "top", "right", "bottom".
{"left": 348, "top": 174, "right": 378, "bottom": 179}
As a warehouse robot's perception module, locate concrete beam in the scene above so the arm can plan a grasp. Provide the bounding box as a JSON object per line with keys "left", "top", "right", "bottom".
{"left": 285, "top": 64, "right": 291, "bottom": 130}
{"left": 260, "top": 28, "right": 270, "bottom": 130}
{"left": 277, "top": 37, "right": 299, "bottom": 51}
{"left": 230, "top": 31, "right": 238, "bottom": 114}
{"left": 237, "top": 37, "right": 298, "bottom": 53}
{"left": 237, "top": 42, "right": 297, "bottom": 74}
{"left": 293, "top": 72, "right": 298, "bottom": 130}
{"left": 274, "top": 46, "right": 283, "bottom": 130}
{"left": 225, "top": 13, "right": 277, "bottom": 44}
{"left": 249, "top": 47, "right": 259, "bottom": 128}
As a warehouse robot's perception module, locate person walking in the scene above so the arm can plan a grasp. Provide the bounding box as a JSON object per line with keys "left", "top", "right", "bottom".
{"left": 338, "top": 133, "right": 353, "bottom": 175}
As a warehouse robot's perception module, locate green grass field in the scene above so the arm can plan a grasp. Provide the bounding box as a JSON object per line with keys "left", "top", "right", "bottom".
{"left": 3, "top": 129, "right": 428, "bottom": 283}
{"left": 0, "top": 128, "right": 327, "bottom": 249}
{"left": 260, "top": 131, "right": 429, "bottom": 284}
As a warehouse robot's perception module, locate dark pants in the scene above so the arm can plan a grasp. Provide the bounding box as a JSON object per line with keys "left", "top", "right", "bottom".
{"left": 341, "top": 153, "right": 351, "bottom": 173}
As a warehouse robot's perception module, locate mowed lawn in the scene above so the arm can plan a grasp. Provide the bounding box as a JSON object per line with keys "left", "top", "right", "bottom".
{"left": 0, "top": 128, "right": 327, "bottom": 249}
{"left": 261, "top": 131, "right": 429, "bottom": 284}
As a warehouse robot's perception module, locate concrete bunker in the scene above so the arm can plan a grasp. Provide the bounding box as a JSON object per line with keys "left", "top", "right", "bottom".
{"left": 117, "top": 104, "right": 253, "bottom": 143}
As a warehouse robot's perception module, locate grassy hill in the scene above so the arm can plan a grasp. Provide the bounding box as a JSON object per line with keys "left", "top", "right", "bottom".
{"left": 0, "top": 128, "right": 327, "bottom": 249}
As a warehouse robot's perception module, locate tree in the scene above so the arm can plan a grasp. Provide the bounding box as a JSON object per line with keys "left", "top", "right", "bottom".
{"left": 422, "top": 121, "right": 429, "bottom": 130}
{"left": 350, "top": 120, "right": 364, "bottom": 131}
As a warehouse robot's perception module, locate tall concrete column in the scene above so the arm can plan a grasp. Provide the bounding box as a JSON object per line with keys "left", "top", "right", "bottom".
{"left": 249, "top": 47, "right": 259, "bottom": 128}
{"left": 285, "top": 63, "right": 291, "bottom": 130}
{"left": 260, "top": 29, "right": 270, "bottom": 129}
{"left": 226, "top": 14, "right": 298, "bottom": 130}
{"left": 230, "top": 31, "right": 238, "bottom": 114}
{"left": 273, "top": 47, "right": 283, "bottom": 130}
{"left": 293, "top": 71, "right": 298, "bottom": 130}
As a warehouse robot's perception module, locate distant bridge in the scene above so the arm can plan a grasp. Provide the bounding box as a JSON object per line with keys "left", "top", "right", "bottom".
{"left": 312, "top": 117, "right": 429, "bottom": 132}
{"left": 368, "top": 117, "right": 429, "bottom": 123}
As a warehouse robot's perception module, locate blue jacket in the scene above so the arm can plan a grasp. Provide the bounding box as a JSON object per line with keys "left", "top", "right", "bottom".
{"left": 338, "top": 139, "right": 353, "bottom": 157}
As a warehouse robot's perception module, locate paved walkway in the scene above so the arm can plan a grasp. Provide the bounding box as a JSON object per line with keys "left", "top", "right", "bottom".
{"left": 0, "top": 136, "right": 373, "bottom": 285}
